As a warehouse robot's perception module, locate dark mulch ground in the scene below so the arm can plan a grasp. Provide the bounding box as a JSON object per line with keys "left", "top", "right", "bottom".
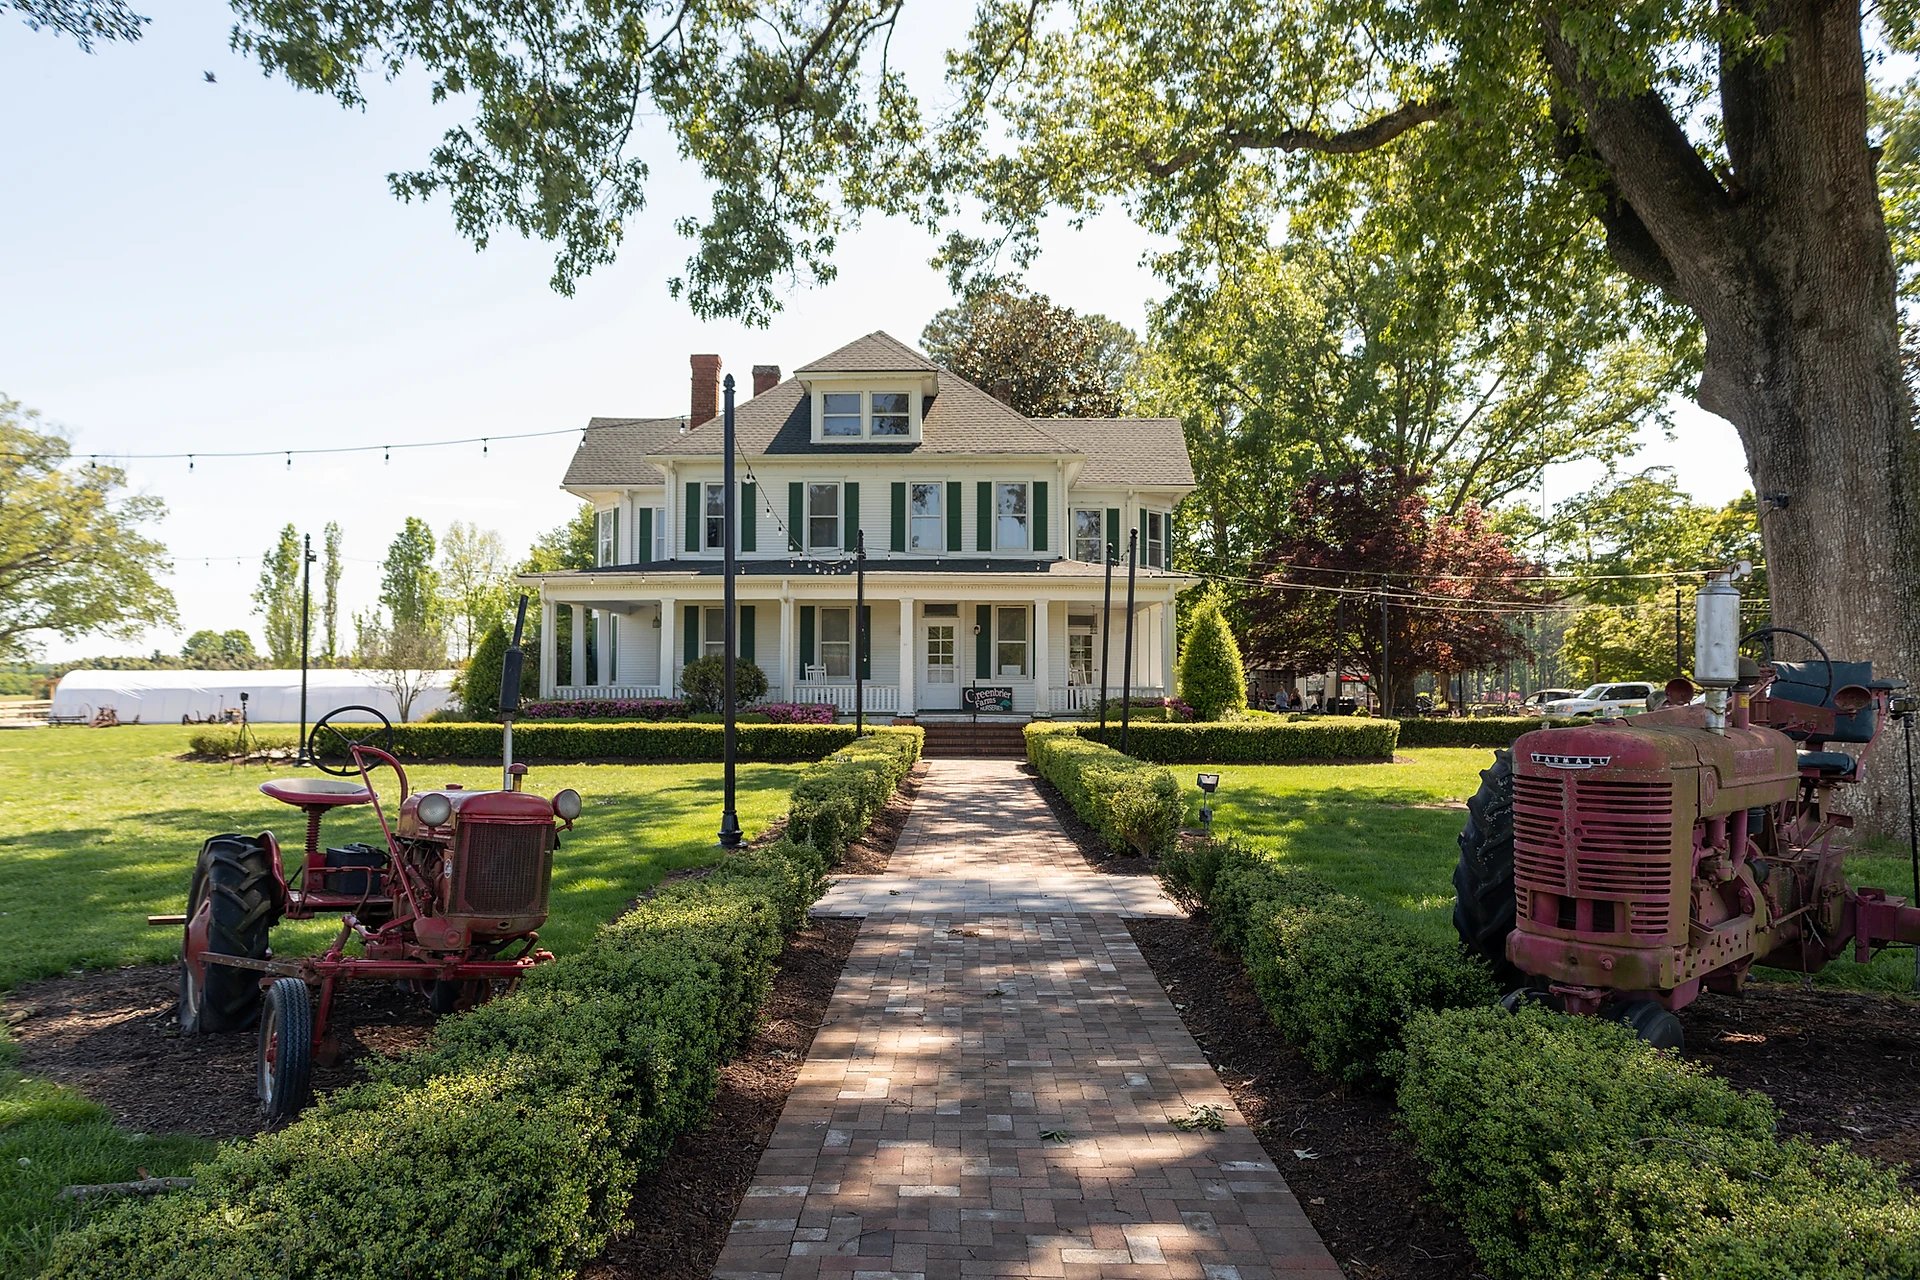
{"left": 836, "top": 759, "right": 926, "bottom": 874}
{"left": 582, "top": 916, "right": 859, "bottom": 1280}
{"left": 1127, "top": 916, "right": 1476, "bottom": 1280}
{"left": 1686, "top": 980, "right": 1920, "bottom": 1186}
{"left": 1020, "top": 762, "right": 1160, "bottom": 875}
{"left": 3, "top": 966, "right": 434, "bottom": 1140}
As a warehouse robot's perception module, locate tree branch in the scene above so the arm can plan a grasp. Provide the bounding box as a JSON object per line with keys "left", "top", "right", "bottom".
{"left": 1143, "top": 96, "right": 1453, "bottom": 177}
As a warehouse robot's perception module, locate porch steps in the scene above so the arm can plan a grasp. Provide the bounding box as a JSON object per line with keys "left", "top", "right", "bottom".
{"left": 913, "top": 719, "right": 1030, "bottom": 760}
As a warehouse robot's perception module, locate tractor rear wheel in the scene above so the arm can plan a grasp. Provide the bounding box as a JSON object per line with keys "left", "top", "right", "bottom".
{"left": 179, "top": 835, "right": 281, "bottom": 1034}
{"left": 1453, "top": 750, "right": 1522, "bottom": 986}
{"left": 257, "top": 977, "right": 313, "bottom": 1119}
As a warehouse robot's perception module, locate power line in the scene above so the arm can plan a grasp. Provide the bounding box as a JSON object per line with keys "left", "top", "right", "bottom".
{"left": 1, "top": 423, "right": 604, "bottom": 468}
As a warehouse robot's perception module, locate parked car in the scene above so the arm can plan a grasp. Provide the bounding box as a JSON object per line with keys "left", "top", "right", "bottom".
{"left": 1544, "top": 682, "right": 1659, "bottom": 717}
{"left": 1521, "top": 688, "right": 1578, "bottom": 710}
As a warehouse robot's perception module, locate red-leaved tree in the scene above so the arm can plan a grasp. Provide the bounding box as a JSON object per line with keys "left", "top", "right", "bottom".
{"left": 1244, "top": 465, "right": 1545, "bottom": 711}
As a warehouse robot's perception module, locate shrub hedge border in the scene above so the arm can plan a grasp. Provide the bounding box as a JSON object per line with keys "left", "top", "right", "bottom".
{"left": 311, "top": 720, "right": 875, "bottom": 763}
{"left": 1024, "top": 724, "right": 1181, "bottom": 858}
{"left": 1390, "top": 715, "right": 1579, "bottom": 748}
{"left": 1069, "top": 718, "right": 1398, "bottom": 763}
{"left": 42, "top": 728, "right": 924, "bottom": 1280}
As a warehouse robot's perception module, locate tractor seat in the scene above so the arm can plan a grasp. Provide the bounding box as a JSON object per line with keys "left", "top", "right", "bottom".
{"left": 260, "top": 778, "right": 374, "bottom": 808}
{"left": 1797, "top": 750, "right": 1859, "bottom": 779}
{"left": 1770, "top": 660, "right": 1892, "bottom": 745}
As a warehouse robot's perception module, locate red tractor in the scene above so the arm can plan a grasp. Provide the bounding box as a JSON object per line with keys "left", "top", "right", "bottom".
{"left": 1454, "top": 566, "right": 1920, "bottom": 1049}
{"left": 170, "top": 600, "right": 576, "bottom": 1116}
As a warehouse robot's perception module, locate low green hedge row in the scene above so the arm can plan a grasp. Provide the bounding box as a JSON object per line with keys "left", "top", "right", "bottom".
{"left": 1160, "top": 838, "right": 1494, "bottom": 1085}
{"left": 1399, "top": 1006, "right": 1920, "bottom": 1280}
{"left": 1025, "top": 724, "right": 1181, "bottom": 857}
{"left": 43, "top": 733, "right": 923, "bottom": 1280}
{"left": 1391, "top": 716, "right": 1578, "bottom": 748}
{"left": 786, "top": 729, "right": 924, "bottom": 859}
{"left": 312, "top": 720, "right": 870, "bottom": 763}
{"left": 1069, "top": 718, "right": 1398, "bottom": 763}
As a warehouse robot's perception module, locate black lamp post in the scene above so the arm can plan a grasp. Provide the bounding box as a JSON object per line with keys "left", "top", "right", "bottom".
{"left": 1098, "top": 539, "right": 1114, "bottom": 730}
{"left": 718, "top": 374, "right": 742, "bottom": 849}
{"left": 1120, "top": 529, "right": 1138, "bottom": 754}
{"left": 855, "top": 528, "right": 866, "bottom": 735}
{"left": 296, "top": 532, "right": 316, "bottom": 764}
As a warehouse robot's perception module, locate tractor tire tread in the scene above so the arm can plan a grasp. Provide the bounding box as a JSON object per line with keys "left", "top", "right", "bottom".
{"left": 182, "top": 835, "right": 282, "bottom": 1033}
{"left": 1452, "top": 750, "right": 1521, "bottom": 986}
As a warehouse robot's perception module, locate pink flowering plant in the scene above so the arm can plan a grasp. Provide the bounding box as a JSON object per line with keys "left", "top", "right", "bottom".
{"left": 522, "top": 698, "right": 689, "bottom": 721}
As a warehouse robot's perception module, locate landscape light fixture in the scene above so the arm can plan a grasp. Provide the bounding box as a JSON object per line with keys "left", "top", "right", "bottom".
{"left": 1196, "top": 772, "right": 1221, "bottom": 834}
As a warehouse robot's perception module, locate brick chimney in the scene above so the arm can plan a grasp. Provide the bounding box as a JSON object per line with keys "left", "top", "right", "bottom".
{"left": 690, "top": 353, "right": 721, "bottom": 426}
{"left": 752, "top": 364, "right": 781, "bottom": 397}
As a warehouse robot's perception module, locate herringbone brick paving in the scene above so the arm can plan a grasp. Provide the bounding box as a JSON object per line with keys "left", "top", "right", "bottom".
{"left": 711, "top": 759, "right": 1339, "bottom": 1280}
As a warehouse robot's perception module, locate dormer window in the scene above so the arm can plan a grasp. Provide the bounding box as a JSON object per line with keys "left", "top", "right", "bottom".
{"left": 807, "top": 383, "right": 925, "bottom": 443}
{"left": 822, "top": 393, "right": 863, "bottom": 437}
{"left": 872, "top": 392, "right": 910, "bottom": 436}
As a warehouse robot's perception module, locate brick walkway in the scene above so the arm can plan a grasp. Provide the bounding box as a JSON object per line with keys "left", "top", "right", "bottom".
{"left": 712, "top": 760, "right": 1339, "bottom": 1280}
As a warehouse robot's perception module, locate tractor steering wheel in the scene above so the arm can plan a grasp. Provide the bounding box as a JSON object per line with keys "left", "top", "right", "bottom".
{"left": 1740, "top": 625, "right": 1834, "bottom": 705}
{"left": 307, "top": 706, "right": 396, "bottom": 777}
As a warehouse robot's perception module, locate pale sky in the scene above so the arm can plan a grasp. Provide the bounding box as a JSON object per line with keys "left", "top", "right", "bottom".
{"left": 2, "top": 3, "right": 1746, "bottom": 662}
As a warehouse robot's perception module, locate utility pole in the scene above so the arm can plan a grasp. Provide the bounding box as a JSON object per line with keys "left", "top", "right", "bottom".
{"left": 1379, "top": 591, "right": 1391, "bottom": 715}
{"left": 855, "top": 529, "right": 866, "bottom": 735}
{"left": 718, "top": 375, "right": 742, "bottom": 849}
{"left": 1120, "top": 530, "right": 1138, "bottom": 753}
{"left": 1098, "top": 541, "right": 1114, "bottom": 729}
{"left": 297, "top": 532, "right": 315, "bottom": 764}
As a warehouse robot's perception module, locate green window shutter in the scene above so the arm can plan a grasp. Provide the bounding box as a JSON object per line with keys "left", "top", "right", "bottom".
{"left": 975, "top": 604, "right": 992, "bottom": 678}
{"left": 976, "top": 482, "right": 992, "bottom": 551}
{"left": 1105, "top": 507, "right": 1120, "bottom": 562}
{"left": 890, "top": 482, "right": 906, "bottom": 554}
{"left": 684, "top": 482, "right": 700, "bottom": 553}
{"left": 740, "top": 605, "right": 756, "bottom": 666}
{"left": 843, "top": 481, "right": 861, "bottom": 552}
{"left": 635, "top": 507, "right": 653, "bottom": 562}
{"left": 798, "top": 605, "right": 816, "bottom": 680}
{"left": 740, "top": 481, "right": 757, "bottom": 552}
{"left": 946, "top": 481, "right": 962, "bottom": 551}
{"left": 1139, "top": 509, "right": 1149, "bottom": 564}
{"left": 1033, "top": 481, "right": 1049, "bottom": 553}
{"left": 681, "top": 605, "right": 699, "bottom": 675}
{"left": 611, "top": 508, "right": 620, "bottom": 563}
{"left": 859, "top": 605, "right": 872, "bottom": 678}
{"left": 787, "top": 482, "right": 804, "bottom": 552}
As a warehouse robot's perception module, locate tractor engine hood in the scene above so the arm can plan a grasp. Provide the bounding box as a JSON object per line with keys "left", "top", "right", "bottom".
{"left": 1515, "top": 706, "right": 1798, "bottom": 818}
{"left": 397, "top": 787, "right": 556, "bottom": 836}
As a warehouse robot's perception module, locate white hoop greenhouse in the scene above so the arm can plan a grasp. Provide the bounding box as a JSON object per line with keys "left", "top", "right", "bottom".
{"left": 49, "top": 669, "right": 458, "bottom": 725}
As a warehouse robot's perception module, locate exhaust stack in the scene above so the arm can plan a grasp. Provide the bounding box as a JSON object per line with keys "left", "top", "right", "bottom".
{"left": 1694, "top": 561, "right": 1751, "bottom": 733}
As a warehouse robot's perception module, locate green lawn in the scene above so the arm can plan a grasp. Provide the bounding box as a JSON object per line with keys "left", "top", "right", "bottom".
{"left": 1190, "top": 748, "right": 1919, "bottom": 994}
{"left": 0, "top": 726, "right": 802, "bottom": 991}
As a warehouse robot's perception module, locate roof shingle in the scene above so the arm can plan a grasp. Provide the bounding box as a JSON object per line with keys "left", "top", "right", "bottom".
{"left": 561, "top": 417, "right": 687, "bottom": 487}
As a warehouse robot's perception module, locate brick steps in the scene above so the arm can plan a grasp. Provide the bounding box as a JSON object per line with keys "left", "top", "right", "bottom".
{"left": 914, "top": 720, "right": 1029, "bottom": 759}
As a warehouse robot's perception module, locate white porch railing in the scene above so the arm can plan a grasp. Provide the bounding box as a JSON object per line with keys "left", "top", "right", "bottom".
{"left": 796, "top": 683, "right": 899, "bottom": 715}
{"left": 1047, "top": 685, "right": 1167, "bottom": 714}
{"left": 551, "top": 684, "right": 665, "bottom": 701}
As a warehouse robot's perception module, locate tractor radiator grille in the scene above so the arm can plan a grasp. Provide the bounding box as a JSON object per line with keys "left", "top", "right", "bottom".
{"left": 1513, "top": 773, "right": 1676, "bottom": 938}
{"left": 456, "top": 823, "right": 552, "bottom": 917}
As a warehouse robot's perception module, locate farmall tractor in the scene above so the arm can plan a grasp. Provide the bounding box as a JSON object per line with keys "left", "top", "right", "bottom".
{"left": 1454, "top": 566, "right": 1920, "bottom": 1049}
{"left": 167, "top": 600, "right": 579, "bottom": 1117}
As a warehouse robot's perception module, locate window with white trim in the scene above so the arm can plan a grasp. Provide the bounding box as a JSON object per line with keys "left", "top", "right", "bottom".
{"left": 1144, "top": 509, "right": 1168, "bottom": 569}
{"left": 806, "top": 482, "right": 841, "bottom": 552}
{"left": 1072, "top": 508, "right": 1103, "bottom": 563}
{"left": 995, "top": 482, "right": 1030, "bottom": 551}
{"left": 871, "top": 391, "right": 910, "bottom": 436}
{"left": 703, "top": 483, "right": 725, "bottom": 550}
{"left": 821, "top": 392, "right": 863, "bottom": 437}
{"left": 596, "top": 508, "right": 617, "bottom": 566}
{"left": 702, "top": 607, "right": 725, "bottom": 659}
{"left": 652, "top": 506, "right": 666, "bottom": 560}
{"left": 995, "top": 606, "right": 1028, "bottom": 677}
{"left": 819, "top": 607, "right": 853, "bottom": 679}
{"left": 909, "top": 482, "right": 943, "bottom": 551}
{"left": 811, "top": 387, "right": 920, "bottom": 441}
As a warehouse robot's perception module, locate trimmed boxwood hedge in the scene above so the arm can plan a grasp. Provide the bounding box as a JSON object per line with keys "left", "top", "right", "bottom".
{"left": 1391, "top": 715, "right": 1579, "bottom": 748}
{"left": 1072, "top": 718, "right": 1398, "bottom": 763}
{"left": 1025, "top": 724, "right": 1181, "bottom": 857}
{"left": 311, "top": 720, "right": 873, "bottom": 763}
{"left": 41, "top": 730, "right": 922, "bottom": 1280}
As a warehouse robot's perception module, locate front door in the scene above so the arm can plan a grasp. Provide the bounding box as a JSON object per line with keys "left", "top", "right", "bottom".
{"left": 923, "top": 621, "right": 959, "bottom": 709}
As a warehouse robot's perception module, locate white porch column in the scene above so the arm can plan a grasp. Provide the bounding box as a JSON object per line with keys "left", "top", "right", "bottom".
{"left": 539, "top": 597, "right": 557, "bottom": 696}
{"left": 1161, "top": 596, "right": 1178, "bottom": 696}
{"left": 597, "top": 610, "right": 612, "bottom": 686}
{"left": 897, "top": 597, "right": 916, "bottom": 716}
{"left": 569, "top": 604, "right": 586, "bottom": 690}
{"left": 1032, "top": 599, "right": 1050, "bottom": 717}
{"left": 779, "top": 595, "right": 795, "bottom": 699}
{"left": 659, "top": 596, "right": 678, "bottom": 696}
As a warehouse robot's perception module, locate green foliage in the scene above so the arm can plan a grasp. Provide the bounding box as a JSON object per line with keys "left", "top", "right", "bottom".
{"left": 1175, "top": 596, "right": 1247, "bottom": 720}
{"left": 1393, "top": 717, "right": 1579, "bottom": 749}
{"left": 308, "top": 720, "right": 879, "bottom": 764}
{"left": 379, "top": 516, "right": 441, "bottom": 633}
{"left": 460, "top": 621, "right": 508, "bottom": 719}
{"left": 1025, "top": 724, "right": 1181, "bottom": 857}
{"left": 320, "top": 522, "right": 343, "bottom": 663}
{"left": 186, "top": 727, "right": 297, "bottom": 757}
{"left": 1398, "top": 1006, "right": 1920, "bottom": 1280}
{"left": 1071, "top": 718, "right": 1398, "bottom": 763}
{"left": 676, "top": 656, "right": 770, "bottom": 714}
{"left": 251, "top": 524, "right": 303, "bottom": 666}
{"left": 438, "top": 521, "right": 512, "bottom": 662}
{"left": 0, "top": 396, "right": 176, "bottom": 661}
{"left": 179, "top": 630, "right": 257, "bottom": 666}
{"left": 785, "top": 730, "right": 924, "bottom": 861}
{"left": 921, "top": 280, "right": 1140, "bottom": 416}
{"left": 1172, "top": 838, "right": 1494, "bottom": 1086}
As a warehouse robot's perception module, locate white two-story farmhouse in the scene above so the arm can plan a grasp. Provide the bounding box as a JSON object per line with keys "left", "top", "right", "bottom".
{"left": 524, "top": 332, "right": 1194, "bottom": 718}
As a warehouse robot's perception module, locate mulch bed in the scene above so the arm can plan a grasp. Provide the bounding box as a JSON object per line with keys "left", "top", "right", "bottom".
{"left": 1127, "top": 915, "right": 1476, "bottom": 1280}
{"left": 835, "top": 759, "right": 926, "bottom": 874}
{"left": 3, "top": 967, "right": 434, "bottom": 1140}
{"left": 582, "top": 916, "right": 859, "bottom": 1280}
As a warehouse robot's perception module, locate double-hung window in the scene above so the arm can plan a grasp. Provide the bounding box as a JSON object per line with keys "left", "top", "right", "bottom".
{"left": 995, "top": 606, "right": 1028, "bottom": 677}
{"left": 702, "top": 606, "right": 726, "bottom": 659}
{"left": 1072, "top": 508, "right": 1103, "bottom": 563}
{"left": 995, "top": 482, "right": 1030, "bottom": 551}
{"left": 806, "top": 482, "right": 841, "bottom": 551}
{"left": 652, "top": 506, "right": 666, "bottom": 560}
{"left": 1144, "top": 510, "right": 1168, "bottom": 569}
{"left": 819, "top": 607, "right": 853, "bottom": 679}
{"left": 596, "top": 508, "right": 618, "bottom": 566}
{"left": 871, "top": 391, "right": 911, "bottom": 436}
{"left": 821, "top": 393, "right": 863, "bottom": 437}
{"left": 703, "top": 483, "right": 725, "bottom": 551}
{"left": 909, "top": 482, "right": 943, "bottom": 552}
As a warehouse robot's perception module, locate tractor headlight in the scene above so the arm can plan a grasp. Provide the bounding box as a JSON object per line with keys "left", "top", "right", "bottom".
{"left": 552, "top": 789, "right": 583, "bottom": 821}
{"left": 416, "top": 792, "right": 454, "bottom": 827}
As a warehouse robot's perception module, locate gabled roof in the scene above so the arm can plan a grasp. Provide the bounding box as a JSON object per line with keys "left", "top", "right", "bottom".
{"left": 562, "top": 417, "right": 686, "bottom": 487}
{"left": 1051, "top": 418, "right": 1196, "bottom": 486}
{"left": 793, "top": 330, "right": 939, "bottom": 374}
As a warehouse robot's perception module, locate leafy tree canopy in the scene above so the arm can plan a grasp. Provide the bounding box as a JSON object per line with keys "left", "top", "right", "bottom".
{"left": 439, "top": 520, "right": 511, "bottom": 662}
{"left": 379, "top": 516, "right": 441, "bottom": 633}
{"left": 252, "top": 523, "right": 304, "bottom": 666}
{"left": 1175, "top": 593, "right": 1247, "bottom": 721}
{"left": 922, "top": 281, "right": 1140, "bottom": 417}
{"left": 182, "top": 628, "right": 261, "bottom": 667}
{"left": 521, "top": 503, "right": 597, "bottom": 575}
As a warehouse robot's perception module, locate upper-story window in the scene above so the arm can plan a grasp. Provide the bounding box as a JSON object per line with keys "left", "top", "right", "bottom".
{"left": 807, "top": 482, "right": 841, "bottom": 551}
{"left": 995, "top": 482, "right": 1030, "bottom": 551}
{"left": 1144, "top": 509, "right": 1169, "bottom": 569}
{"left": 909, "top": 482, "right": 943, "bottom": 551}
{"left": 871, "top": 392, "right": 911, "bottom": 436}
{"left": 1072, "top": 508, "right": 1103, "bottom": 563}
{"left": 596, "top": 507, "right": 618, "bottom": 566}
{"left": 703, "top": 482, "right": 726, "bottom": 550}
{"left": 810, "top": 386, "right": 922, "bottom": 442}
{"left": 651, "top": 505, "right": 666, "bottom": 560}
{"left": 822, "top": 393, "right": 863, "bottom": 437}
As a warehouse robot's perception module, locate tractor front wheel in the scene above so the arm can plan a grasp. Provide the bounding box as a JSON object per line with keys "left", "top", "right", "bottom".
{"left": 1452, "top": 750, "right": 1521, "bottom": 987}
{"left": 178, "top": 835, "right": 280, "bottom": 1034}
{"left": 1614, "top": 999, "right": 1685, "bottom": 1052}
{"left": 257, "top": 977, "right": 313, "bottom": 1120}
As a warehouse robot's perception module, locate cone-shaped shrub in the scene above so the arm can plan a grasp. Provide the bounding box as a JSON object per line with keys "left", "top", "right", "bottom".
{"left": 1177, "top": 596, "right": 1248, "bottom": 721}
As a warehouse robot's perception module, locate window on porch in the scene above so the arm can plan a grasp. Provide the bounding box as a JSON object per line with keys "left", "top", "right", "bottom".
{"left": 995, "top": 606, "right": 1028, "bottom": 677}
{"left": 819, "top": 607, "right": 853, "bottom": 679}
